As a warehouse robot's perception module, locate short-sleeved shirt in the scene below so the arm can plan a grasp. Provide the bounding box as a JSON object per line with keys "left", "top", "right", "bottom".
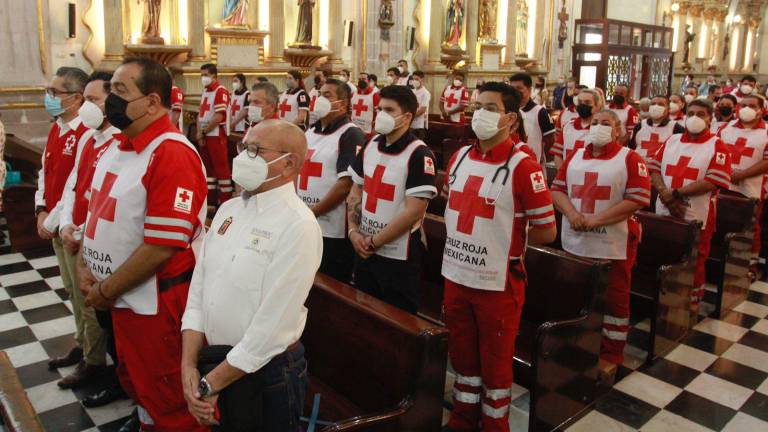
{"left": 117, "top": 116, "right": 208, "bottom": 279}
{"left": 412, "top": 86, "right": 431, "bottom": 129}
{"left": 608, "top": 102, "right": 639, "bottom": 134}
{"left": 171, "top": 85, "right": 184, "bottom": 112}
{"left": 309, "top": 116, "right": 366, "bottom": 175}
{"left": 350, "top": 132, "right": 437, "bottom": 198}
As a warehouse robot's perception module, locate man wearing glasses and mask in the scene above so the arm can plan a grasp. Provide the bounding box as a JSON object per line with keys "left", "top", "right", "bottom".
{"left": 181, "top": 119, "right": 322, "bottom": 431}
{"left": 442, "top": 82, "right": 556, "bottom": 432}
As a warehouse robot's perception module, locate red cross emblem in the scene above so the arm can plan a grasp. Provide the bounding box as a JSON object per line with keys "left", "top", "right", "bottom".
{"left": 728, "top": 137, "right": 755, "bottom": 165}
{"left": 178, "top": 189, "right": 191, "bottom": 202}
{"left": 364, "top": 165, "right": 396, "bottom": 213}
{"left": 199, "top": 97, "right": 211, "bottom": 118}
{"left": 445, "top": 92, "right": 459, "bottom": 108}
{"left": 230, "top": 97, "right": 241, "bottom": 116}
{"left": 571, "top": 172, "right": 612, "bottom": 213}
{"left": 352, "top": 98, "right": 369, "bottom": 117}
{"left": 299, "top": 149, "right": 323, "bottom": 191}
{"left": 309, "top": 95, "right": 317, "bottom": 112}
{"left": 448, "top": 175, "right": 495, "bottom": 235}
{"left": 278, "top": 99, "right": 292, "bottom": 118}
{"left": 85, "top": 172, "right": 118, "bottom": 239}
{"left": 665, "top": 156, "right": 700, "bottom": 189}
{"left": 640, "top": 133, "right": 662, "bottom": 154}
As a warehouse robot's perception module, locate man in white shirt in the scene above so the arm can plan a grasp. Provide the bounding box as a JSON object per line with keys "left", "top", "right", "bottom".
{"left": 411, "top": 70, "right": 431, "bottom": 141}
{"left": 181, "top": 120, "right": 322, "bottom": 431}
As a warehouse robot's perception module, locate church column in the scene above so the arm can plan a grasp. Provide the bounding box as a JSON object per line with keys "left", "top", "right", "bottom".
{"left": 327, "top": 0, "right": 344, "bottom": 65}
{"left": 744, "top": 18, "right": 760, "bottom": 72}
{"left": 503, "top": 0, "right": 517, "bottom": 68}
{"left": 465, "top": 0, "right": 478, "bottom": 65}
{"left": 688, "top": 2, "right": 703, "bottom": 68}
{"left": 267, "top": 0, "right": 286, "bottom": 63}
{"left": 427, "top": 0, "right": 443, "bottom": 65}
{"left": 710, "top": 9, "right": 727, "bottom": 72}
{"left": 249, "top": 0, "right": 259, "bottom": 29}
{"left": 673, "top": 2, "right": 690, "bottom": 70}
{"left": 757, "top": 16, "right": 768, "bottom": 74}
{"left": 98, "top": 0, "right": 125, "bottom": 70}
{"left": 188, "top": 0, "right": 207, "bottom": 62}
{"left": 532, "top": 0, "right": 546, "bottom": 63}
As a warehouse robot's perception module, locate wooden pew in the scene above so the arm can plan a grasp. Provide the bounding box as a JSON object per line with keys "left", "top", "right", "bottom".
{"left": 302, "top": 274, "right": 448, "bottom": 431}
{"left": 418, "top": 214, "right": 609, "bottom": 431}
{"left": 632, "top": 212, "right": 701, "bottom": 362}
{"left": 0, "top": 351, "right": 45, "bottom": 431}
{"left": 706, "top": 192, "right": 757, "bottom": 318}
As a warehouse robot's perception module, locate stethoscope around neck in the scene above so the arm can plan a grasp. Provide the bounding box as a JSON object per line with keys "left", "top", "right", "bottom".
{"left": 447, "top": 145, "right": 515, "bottom": 206}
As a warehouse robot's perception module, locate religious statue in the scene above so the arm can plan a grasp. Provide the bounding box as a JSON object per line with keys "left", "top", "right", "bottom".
{"left": 683, "top": 25, "right": 695, "bottom": 64}
{"left": 557, "top": 4, "right": 569, "bottom": 49}
{"left": 222, "top": 0, "right": 248, "bottom": 27}
{"left": 378, "top": 0, "right": 395, "bottom": 41}
{"left": 443, "top": 0, "right": 464, "bottom": 47}
{"left": 138, "top": 0, "right": 163, "bottom": 45}
{"left": 294, "top": 0, "right": 316, "bottom": 46}
{"left": 478, "top": 0, "right": 497, "bottom": 43}
{"left": 723, "top": 31, "right": 730, "bottom": 62}
{"left": 515, "top": 0, "right": 528, "bottom": 57}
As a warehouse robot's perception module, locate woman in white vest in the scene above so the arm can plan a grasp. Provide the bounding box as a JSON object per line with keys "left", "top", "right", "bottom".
{"left": 229, "top": 73, "right": 250, "bottom": 134}
{"left": 668, "top": 94, "right": 686, "bottom": 128}
{"left": 550, "top": 88, "right": 603, "bottom": 169}
{"left": 649, "top": 99, "right": 732, "bottom": 311}
{"left": 278, "top": 70, "right": 310, "bottom": 129}
{"left": 718, "top": 93, "right": 768, "bottom": 278}
{"left": 711, "top": 94, "right": 737, "bottom": 134}
{"left": 630, "top": 95, "right": 685, "bottom": 162}
{"left": 299, "top": 78, "right": 366, "bottom": 282}
{"left": 551, "top": 109, "right": 651, "bottom": 382}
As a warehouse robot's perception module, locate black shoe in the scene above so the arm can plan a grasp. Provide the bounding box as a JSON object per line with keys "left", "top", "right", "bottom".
{"left": 48, "top": 346, "right": 83, "bottom": 369}
{"left": 118, "top": 409, "right": 140, "bottom": 432}
{"left": 81, "top": 386, "right": 129, "bottom": 408}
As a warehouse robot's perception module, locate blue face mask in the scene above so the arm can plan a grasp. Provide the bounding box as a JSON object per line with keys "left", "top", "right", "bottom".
{"left": 44, "top": 93, "right": 66, "bottom": 117}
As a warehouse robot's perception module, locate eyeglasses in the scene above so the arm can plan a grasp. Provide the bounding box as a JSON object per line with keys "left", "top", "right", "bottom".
{"left": 470, "top": 103, "right": 502, "bottom": 113}
{"left": 45, "top": 88, "right": 77, "bottom": 98}
{"left": 239, "top": 143, "right": 289, "bottom": 159}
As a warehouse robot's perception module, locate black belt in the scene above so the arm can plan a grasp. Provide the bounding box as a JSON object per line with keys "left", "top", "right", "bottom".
{"left": 158, "top": 269, "right": 194, "bottom": 292}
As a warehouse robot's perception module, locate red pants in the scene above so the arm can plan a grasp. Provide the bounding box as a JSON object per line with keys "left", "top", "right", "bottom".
{"left": 112, "top": 284, "right": 206, "bottom": 432}
{"left": 201, "top": 135, "right": 232, "bottom": 204}
{"left": 600, "top": 219, "right": 640, "bottom": 365}
{"left": 693, "top": 206, "right": 716, "bottom": 308}
{"left": 444, "top": 266, "right": 525, "bottom": 432}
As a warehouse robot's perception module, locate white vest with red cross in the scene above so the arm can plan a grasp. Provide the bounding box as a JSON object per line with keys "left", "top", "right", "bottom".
{"left": 720, "top": 122, "right": 768, "bottom": 199}
{"left": 308, "top": 88, "right": 321, "bottom": 125}
{"left": 656, "top": 134, "right": 720, "bottom": 229}
{"left": 278, "top": 90, "right": 302, "bottom": 123}
{"left": 634, "top": 120, "right": 677, "bottom": 161}
{"left": 360, "top": 137, "right": 426, "bottom": 260}
{"left": 441, "top": 146, "right": 529, "bottom": 291}
{"left": 199, "top": 85, "right": 229, "bottom": 137}
{"left": 350, "top": 91, "right": 376, "bottom": 133}
{"left": 230, "top": 91, "right": 249, "bottom": 133}
{"left": 562, "top": 146, "right": 631, "bottom": 260}
{"left": 609, "top": 104, "right": 635, "bottom": 133}
{"left": 82, "top": 133, "right": 206, "bottom": 315}
{"left": 442, "top": 86, "right": 465, "bottom": 123}
{"left": 522, "top": 103, "right": 547, "bottom": 162}
{"left": 561, "top": 119, "right": 590, "bottom": 161}
{"left": 299, "top": 122, "right": 359, "bottom": 238}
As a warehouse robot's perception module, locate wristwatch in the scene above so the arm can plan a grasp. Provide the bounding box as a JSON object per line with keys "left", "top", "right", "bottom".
{"left": 198, "top": 376, "right": 214, "bottom": 397}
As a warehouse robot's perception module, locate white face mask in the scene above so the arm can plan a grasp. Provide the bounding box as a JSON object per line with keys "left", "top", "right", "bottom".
{"left": 231, "top": 150, "right": 291, "bottom": 191}
{"left": 669, "top": 102, "right": 681, "bottom": 114}
{"left": 397, "top": 66, "right": 404, "bottom": 74}
{"left": 232, "top": 82, "right": 241, "bottom": 91}
{"left": 471, "top": 109, "right": 503, "bottom": 140}
{"left": 247, "top": 105, "right": 263, "bottom": 123}
{"left": 649, "top": 104, "right": 666, "bottom": 120}
{"left": 684, "top": 94, "right": 695, "bottom": 104}
{"left": 453, "top": 79, "right": 463, "bottom": 87}
{"left": 374, "top": 110, "right": 402, "bottom": 135}
{"left": 340, "top": 76, "right": 348, "bottom": 83}
{"left": 385, "top": 75, "right": 395, "bottom": 85}
{"left": 739, "top": 106, "right": 758, "bottom": 123}
{"left": 639, "top": 111, "right": 650, "bottom": 119}
{"left": 311, "top": 96, "right": 338, "bottom": 119}
{"left": 79, "top": 100, "right": 105, "bottom": 129}
{"left": 588, "top": 124, "right": 613, "bottom": 147}
{"left": 201, "top": 76, "right": 213, "bottom": 87}
{"left": 413, "top": 80, "right": 422, "bottom": 89}
{"left": 685, "top": 115, "right": 707, "bottom": 134}
{"left": 741, "top": 84, "right": 754, "bottom": 95}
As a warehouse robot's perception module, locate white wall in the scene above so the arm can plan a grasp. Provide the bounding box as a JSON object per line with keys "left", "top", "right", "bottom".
{"left": 48, "top": 0, "right": 93, "bottom": 74}
{"left": 607, "top": 0, "right": 658, "bottom": 25}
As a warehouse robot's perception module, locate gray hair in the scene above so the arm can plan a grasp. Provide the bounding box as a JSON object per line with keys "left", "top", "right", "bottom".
{"left": 638, "top": 97, "right": 652, "bottom": 110}
{"left": 251, "top": 82, "right": 279, "bottom": 107}
{"left": 55, "top": 67, "right": 89, "bottom": 94}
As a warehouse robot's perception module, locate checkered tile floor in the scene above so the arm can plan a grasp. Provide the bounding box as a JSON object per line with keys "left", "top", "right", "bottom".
{"left": 2, "top": 216, "right": 768, "bottom": 431}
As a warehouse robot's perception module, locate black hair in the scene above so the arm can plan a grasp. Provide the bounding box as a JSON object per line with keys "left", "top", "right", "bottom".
{"left": 452, "top": 71, "right": 465, "bottom": 80}
{"left": 387, "top": 67, "right": 400, "bottom": 76}
{"left": 55, "top": 66, "right": 89, "bottom": 93}
{"left": 412, "top": 70, "right": 425, "bottom": 79}
{"left": 742, "top": 75, "right": 757, "bottom": 84}
{"left": 379, "top": 85, "right": 418, "bottom": 119}
{"left": 121, "top": 56, "right": 172, "bottom": 108}
{"left": 287, "top": 70, "right": 304, "bottom": 89}
{"left": 88, "top": 71, "right": 113, "bottom": 93}
{"left": 369, "top": 74, "right": 378, "bottom": 83}
{"left": 687, "top": 98, "right": 713, "bottom": 116}
{"left": 325, "top": 78, "right": 351, "bottom": 111}
{"left": 509, "top": 72, "right": 532, "bottom": 88}
{"left": 719, "top": 94, "right": 737, "bottom": 105}
{"left": 200, "top": 63, "right": 218, "bottom": 76}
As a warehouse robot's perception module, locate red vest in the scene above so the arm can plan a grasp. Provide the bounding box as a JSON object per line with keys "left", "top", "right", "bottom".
{"left": 43, "top": 119, "right": 89, "bottom": 211}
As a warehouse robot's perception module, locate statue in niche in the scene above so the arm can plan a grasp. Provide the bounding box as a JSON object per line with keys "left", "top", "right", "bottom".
{"left": 379, "top": 0, "right": 395, "bottom": 42}
{"left": 222, "top": 0, "right": 248, "bottom": 27}
{"left": 723, "top": 32, "right": 730, "bottom": 62}
{"left": 443, "top": 0, "right": 465, "bottom": 47}
{"left": 516, "top": 0, "right": 528, "bottom": 57}
{"left": 294, "top": 0, "right": 316, "bottom": 46}
{"left": 138, "top": 0, "right": 164, "bottom": 44}
{"left": 683, "top": 25, "right": 695, "bottom": 64}
{"left": 557, "top": 4, "right": 569, "bottom": 48}
{"left": 478, "top": 0, "right": 497, "bottom": 43}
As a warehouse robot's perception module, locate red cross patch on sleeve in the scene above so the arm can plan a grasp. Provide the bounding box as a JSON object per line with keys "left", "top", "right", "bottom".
{"left": 716, "top": 152, "right": 726, "bottom": 165}
{"left": 174, "top": 187, "right": 193, "bottom": 214}
{"left": 424, "top": 156, "right": 435, "bottom": 175}
{"left": 530, "top": 171, "right": 546, "bottom": 193}
{"left": 638, "top": 162, "right": 648, "bottom": 177}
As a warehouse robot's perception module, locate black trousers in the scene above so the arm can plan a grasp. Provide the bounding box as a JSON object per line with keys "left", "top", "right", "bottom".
{"left": 320, "top": 236, "right": 355, "bottom": 284}
{"left": 353, "top": 231, "right": 425, "bottom": 314}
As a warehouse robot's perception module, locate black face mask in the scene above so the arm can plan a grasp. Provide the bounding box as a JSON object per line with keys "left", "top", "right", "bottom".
{"left": 313, "top": 76, "right": 322, "bottom": 86}
{"left": 576, "top": 104, "right": 593, "bottom": 119}
{"left": 105, "top": 93, "right": 146, "bottom": 130}
{"left": 357, "top": 80, "right": 368, "bottom": 90}
{"left": 718, "top": 106, "right": 733, "bottom": 118}
{"left": 612, "top": 95, "right": 625, "bottom": 106}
